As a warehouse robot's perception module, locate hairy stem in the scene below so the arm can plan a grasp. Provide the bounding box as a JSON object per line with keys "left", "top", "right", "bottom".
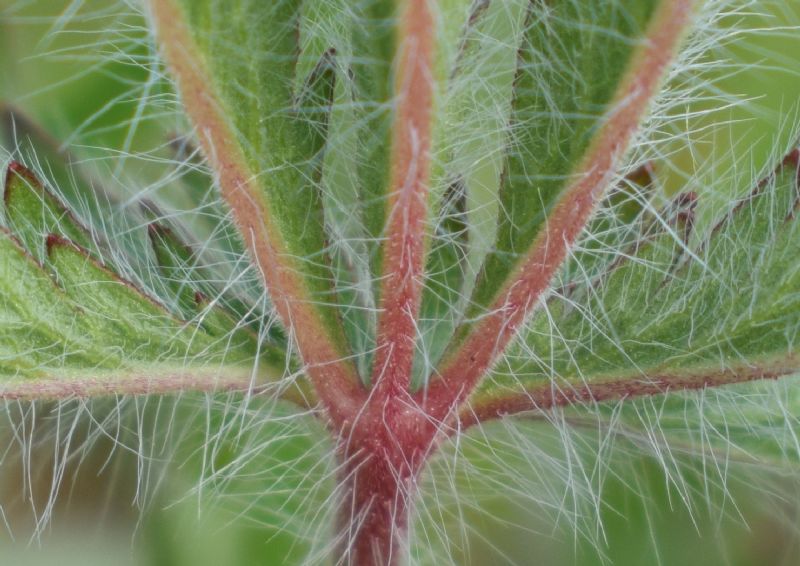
{"left": 461, "top": 357, "right": 800, "bottom": 428}
{"left": 336, "top": 400, "right": 437, "bottom": 566}
{"left": 338, "top": 4, "right": 439, "bottom": 560}
{"left": 0, "top": 371, "right": 272, "bottom": 400}
{"left": 336, "top": 443, "right": 414, "bottom": 565}
{"left": 371, "top": 0, "right": 436, "bottom": 398}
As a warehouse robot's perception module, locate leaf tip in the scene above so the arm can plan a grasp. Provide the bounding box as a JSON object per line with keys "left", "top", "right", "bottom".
{"left": 4, "top": 160, "right": 41, "bottom": 205}
{"left": 146, "top": 221, "right": 171, "bottom": 240}
{"left": 44, "top": 232, "right": 97, "bottom": 266}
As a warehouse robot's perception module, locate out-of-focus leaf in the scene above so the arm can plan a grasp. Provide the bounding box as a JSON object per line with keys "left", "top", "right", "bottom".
{"left": 656, "top": 1, "right": 800, "bottom": 241}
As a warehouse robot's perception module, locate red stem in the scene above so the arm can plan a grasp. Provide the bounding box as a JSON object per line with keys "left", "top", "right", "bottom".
{"left": 149, "top": 0, "right": 364, "bottom": 426}
{"left": 336, "top": 398, "right": 437, "bottom": 566}
{"left": 339, "top": 4, "right": 438, "bottom": 560}
{"left": 0, "top": 370, "right": 312, "bottom": 407}
{"left": 460, "top": 357, "right": 800, "bottom": 429}
{"left": 370, "top": 0, "right": 436, "bottom": 399}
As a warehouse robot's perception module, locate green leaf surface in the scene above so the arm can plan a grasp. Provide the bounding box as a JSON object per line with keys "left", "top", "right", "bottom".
{"left": 411, "top": 0, "right": 530, "bottom": 387}
{"left": 0, "top": 163, "right": 286, "bottom": 390}
{"left": 1, "top": 105, "right": 116, "bottom": 233}
{"left": 4, "top": 161, "right": 93, "bottom": 262}
{"left": 165, "top": 0, "right": 511, "bottom": 382}
{"left": 147, "top": 222, "right": 289, "bottom": 368}
{"left": 475, "top": 156, "right": 800, "bottom": 434}
{"left": 4, "top": 2, "right": 800, "bottom": 563}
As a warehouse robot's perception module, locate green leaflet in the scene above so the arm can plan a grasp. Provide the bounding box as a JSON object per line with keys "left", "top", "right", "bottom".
{"left": 296, "top": 0, "right": 478, "bottom": 381}
{"left": 0, "top": 228, "right": 108, "bottom": 372}
{"left": 411, "top": 181, "right": 469, "bottom": 389}
{"left": 48, "top": 235, "right": 212, "bottom": 363}
{"left": 0, "top": 163, "right": 286, "bottom": 387}
{"left": 0, "top": 227, "right": 249, "bottom": 377}
{"left": 0, "top": 105, "right": 114, "bottom": 233}
{"left": 177, "top": 0, "right": 484, "bottom": 381}
{"left": 339, "top": 0, "right": 396, "bottom": 280}
{"left": 1, "top": 105, "right": 287, "bottom": 371}
{"left": 147, "top": 222, "right": 289, "bottom": 369}
{"left": 294, "top": 0, "right": 390, "bottom": 379}
{"left": 466, "top": 0, "right": 662, "bottom": 316}
{"left": 475, "top": 156, "right": 800, "bottom": 412}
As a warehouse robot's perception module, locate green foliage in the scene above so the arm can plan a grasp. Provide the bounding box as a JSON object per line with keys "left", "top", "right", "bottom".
{"left": 0, "top": 162, "right": 283, "bottom": 384}
{"left": 174, "top": 0, "right": 352, "bottom": 357}
{"left": 657, "top": 2, "right": 800, "bottom": 238}
{"left": 483, "top": 159, "right": 800, "bottom": 392}
{"left": 162, "top": 0, "right": 687, "bottom": 389}
{"left": 2, "top": 0, "right": 800, "bottom": 564}
{"left": 467, "top": 0, "right": 660, "bottom": 313}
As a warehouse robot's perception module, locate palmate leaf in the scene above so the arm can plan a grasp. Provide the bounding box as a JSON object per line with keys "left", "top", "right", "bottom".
{"left": 0, "top": 161, "right": 292, "bottom": 399}
{"left": 6, "top": 0, "right": 800, "bottom": 563}
{"left": 140, "top": 2, "right": 703, "bottom": 561}
{"left": 415, "top": 0, "right": 672, "bottom": 390}
{"left": 0, "top": 3, "right": 791, "bottom": 410}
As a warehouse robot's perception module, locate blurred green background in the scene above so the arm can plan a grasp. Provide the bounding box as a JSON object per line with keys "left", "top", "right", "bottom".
{"left": 1, "top": 1, "right": 800, "bottom": 565}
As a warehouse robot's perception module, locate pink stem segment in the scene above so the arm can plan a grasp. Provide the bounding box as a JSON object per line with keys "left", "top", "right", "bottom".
{"left": 370, "top": 0, "right": 436, "bottom": 400}
{"left": 461, "top": 358, "right": 800, "bottom": 428}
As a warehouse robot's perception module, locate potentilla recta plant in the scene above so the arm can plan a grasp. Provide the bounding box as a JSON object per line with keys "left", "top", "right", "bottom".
{"left": 2, "top": 0, "right": 800, "bottom": 564}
